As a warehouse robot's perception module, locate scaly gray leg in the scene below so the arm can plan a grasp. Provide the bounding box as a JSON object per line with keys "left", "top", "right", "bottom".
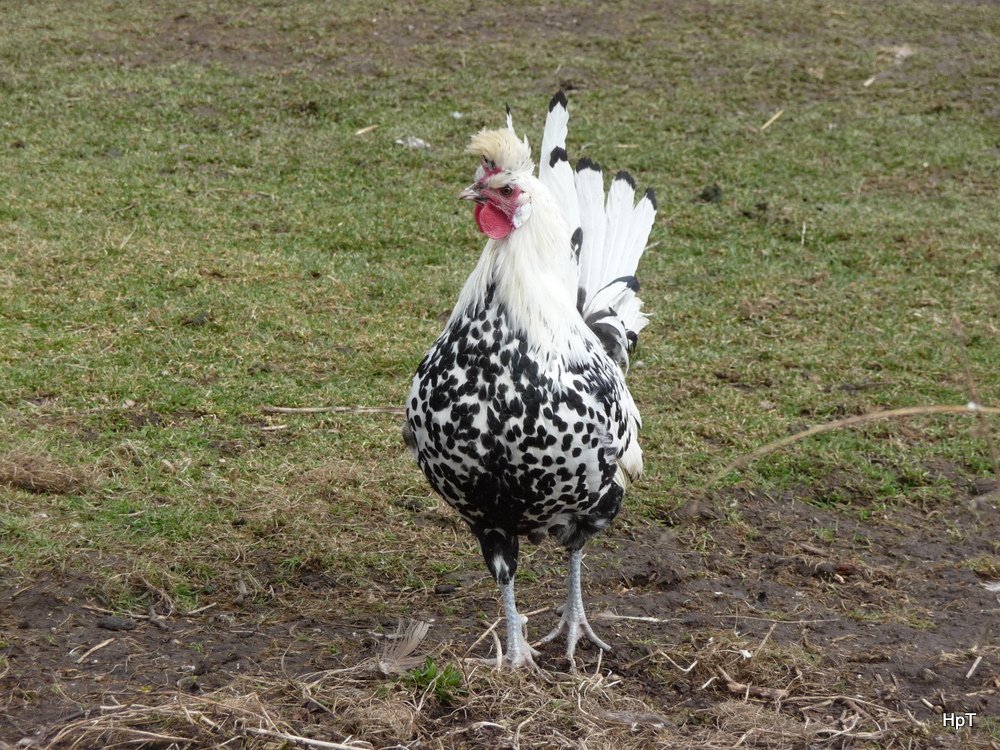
{"left": 536, "top": 549, "right": 610, "bottom": 661}
{"left": 501, "top": 578, "right": 540, "bottom": 668}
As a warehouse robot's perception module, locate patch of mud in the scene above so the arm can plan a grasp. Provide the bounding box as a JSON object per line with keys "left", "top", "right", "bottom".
{"left": 103, "top": 5, "right": 637, "bottom": 84}
{"left": 4, "top": 469, "right": 997, "bottom": 747}
{"left": 0, "top": 572, "right": 372, "bottom": 745}
{"left": 588, "top": 480, "right": 999, "bottom": 726}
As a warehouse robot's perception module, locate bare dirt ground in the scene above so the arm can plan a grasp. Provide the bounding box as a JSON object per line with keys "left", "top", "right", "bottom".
{"left": 4, "top": 465, "right": 998, "bottom": 748}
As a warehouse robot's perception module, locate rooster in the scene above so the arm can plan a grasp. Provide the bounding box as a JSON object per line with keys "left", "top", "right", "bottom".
{"left": 405, "top": 92, "right": 656, "bottom": 668}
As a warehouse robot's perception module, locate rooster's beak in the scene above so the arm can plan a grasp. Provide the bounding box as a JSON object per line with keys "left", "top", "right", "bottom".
{"left": 460, "top": 183, "right": 486, "bottom": 203}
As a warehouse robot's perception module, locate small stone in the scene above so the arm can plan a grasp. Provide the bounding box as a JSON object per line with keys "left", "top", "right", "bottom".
{"left": 97, "top": 615, "right": 137, "bottom": 631}
{"left": 395, "top": 136, "right": 430, "bottom": 149}
{"left": 971, "top": 477, "right": 997, "bottom": 496}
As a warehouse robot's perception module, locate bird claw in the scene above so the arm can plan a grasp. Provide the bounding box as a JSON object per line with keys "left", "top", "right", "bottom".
{"left": 501, "top": 640, "right": 542, "bottom": 670}
{"left": 466, "top": 632, "right": 540, "bottom": 670}
{"left": 519, "top": 613, "right": 542, "bottom": 659}
{"left": 536, "top": 604, "right": 611, "bottom": 662}
{"left": 497, "top": 607, "right": 542, "bottom": 669}
{"left": 503, "top": 649, "right": 541, "bottom": 670}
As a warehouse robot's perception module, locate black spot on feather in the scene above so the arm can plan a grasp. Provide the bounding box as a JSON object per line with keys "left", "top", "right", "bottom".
{"left": 643, "top": 187, "right": 658, "bottom": 210}
{"left": 608, "top": 274, "right": 640, "bottom": 293}
{"left": 576, "top": 157, "right": 601, "bottom": 173}
{"left": 549, "top": 146, "right": 568, "bottom": 168}
{"left": 613, "top": 170, "right": 636, "bottom": 189}
{"left": 570, "top": 227, "right": 583, "bottom": 261}
{"left": 549, "top": 90, "right": 568, "bottom": 112}
{"left": 586, "top": 315, "right": 626, "bottom": 362}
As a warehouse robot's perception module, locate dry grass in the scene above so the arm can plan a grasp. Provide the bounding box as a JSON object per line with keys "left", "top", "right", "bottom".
{"left": 0, "top": 451, "right": 95, "bottom": 496}
{"left": 29, "top": 637, "right": 943, "bottom": 750}
{"left": 23, "top": 613, "right": 968, "bottom": 750}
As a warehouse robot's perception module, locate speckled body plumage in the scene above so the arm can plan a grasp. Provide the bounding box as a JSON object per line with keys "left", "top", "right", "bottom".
{"left": 408, "top": 278, "right": 632, "bottom": 579}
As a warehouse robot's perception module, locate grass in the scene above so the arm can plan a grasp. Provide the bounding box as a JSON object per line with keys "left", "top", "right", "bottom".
{"left": 1, "top": 1, "right": 998, "bottom": 748}
{"left": 404, "top": 656, "right": 466, "bottom": 706}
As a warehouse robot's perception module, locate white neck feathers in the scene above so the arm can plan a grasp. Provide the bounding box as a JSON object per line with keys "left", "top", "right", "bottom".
{"left": 450, "top": 177, "right": 586, "bottom": 359}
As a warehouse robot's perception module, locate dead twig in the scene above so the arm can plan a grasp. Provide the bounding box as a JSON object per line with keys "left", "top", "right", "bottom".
{"left": 715, "top": 614, "right": 835, "bottom": 625}
{"left": 717, "top": 667, "right": 790, "bottom": 701}
{"left": 463, "top": 617, "right": 504, "bottom": 662}
{"left": 244, "top": 727, "right": 371, "bottom": 749}
{"left": 753, "top": 623, "right": 778, "bottom": 658}
{"left": 709, "top": 404, "right": 1000, "bottom": 486}
{"left": 148, "top": 606, "right": 172, "bottom": 631}
{"left": 760, "top": 108, "right": 784, "bottom": 131}
{"left": 75, "top": 638, "right": 115, "bottom": 663}
{"left": 262, "top": 404, "right": 405, "bottom": 415}
{"left": 623, "top": 647, "right": 697, "bottom": 674}
{"left": 595, "top": 610, "right": 679, "bottom": 624}
{"left": 966, "top": 655, "right": 983, "bottom": 679}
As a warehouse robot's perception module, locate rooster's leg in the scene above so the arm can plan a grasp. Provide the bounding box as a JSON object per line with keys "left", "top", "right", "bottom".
{"left": 501, "top": 578, "right": 540, "bottom": 668}
{"left": 536, "top": 549, "right": 610, "bottom": 661}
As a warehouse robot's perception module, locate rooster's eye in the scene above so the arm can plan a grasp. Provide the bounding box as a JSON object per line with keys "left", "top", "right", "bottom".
{"left": 499, "top": 185, "right": 514, "bottom": 197}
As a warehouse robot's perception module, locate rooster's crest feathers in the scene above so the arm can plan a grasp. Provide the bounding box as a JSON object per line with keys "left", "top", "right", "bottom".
{"left": 467, "top": 127, "right": 533, "bottom": 177}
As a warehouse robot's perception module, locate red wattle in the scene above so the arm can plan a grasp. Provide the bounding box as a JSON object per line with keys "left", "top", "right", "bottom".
{"left": 474, "top": 202, "right": 513, "bottom": 240}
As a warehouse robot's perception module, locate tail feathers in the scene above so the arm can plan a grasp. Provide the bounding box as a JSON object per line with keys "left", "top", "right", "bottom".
{"left": 579, "top": 275, "right": 649, "bottom": 370}
{"left": 573, "top": 158, "right": 607, "bottom": 296}
{"left": 575, "top": 167, "right": 656, "bottom": 302}
{"left": 542, "top": 147, "right": 580, "bottom": 237}
{"left": 621, "top": 186, "right": 657, "bottom": 289}
{"left": 535, "top": 91, "right": 657, "bottom": 367}
{"left": 585, "top": 275, "right": 639, "bottom": 319}
{"left": 583, "top": 309, "right": 631, "bottom": 368}
{"left": 600, "top": 172, "right": 639, "bottom": 289}
{"left": 538, "top": 91, "right": 568, "bottom": 174}
{"left": 538, "top": 92, "right": 580, "bottom": 240}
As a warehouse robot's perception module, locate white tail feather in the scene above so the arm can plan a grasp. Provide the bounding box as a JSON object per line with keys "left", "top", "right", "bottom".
{"left": 538, "top": 92, "right": 580, "bottom": 250}
{"left": 574, "top": 160, "right": 607, "bottom": 296}
{"left": 543, "top": 153, "right": 579, "bottom": 237}
{"left": 622, "top": 190, "right": 657, "bottom": 285}
{"left": 538, "top": 92, "right": 568, "bottom": 180}
{"left": 535, "top": 92, "right": 656, "bottom": 366}
{"left": 600, "top": 175, "right": 635, "bottom": 288}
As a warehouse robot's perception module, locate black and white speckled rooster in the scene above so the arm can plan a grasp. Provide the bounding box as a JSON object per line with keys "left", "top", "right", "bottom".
{"left": 405, "top": 92, "right": 656, "bottom": 668}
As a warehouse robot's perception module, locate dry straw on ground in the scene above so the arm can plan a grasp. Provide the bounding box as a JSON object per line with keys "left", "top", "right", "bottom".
{"left": 0, "top": 451, "right": 94, "bottom": 495}
{"left": 21, "top": 619, "right": 946, "bottom": 750}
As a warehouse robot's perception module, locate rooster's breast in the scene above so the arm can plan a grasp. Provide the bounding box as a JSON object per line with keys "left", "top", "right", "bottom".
{"left": 406, "top": 303, "right": 623, "bottom": 534}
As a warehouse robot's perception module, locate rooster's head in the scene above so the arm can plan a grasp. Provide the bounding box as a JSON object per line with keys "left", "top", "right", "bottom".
{"left": 461, "top": 113, "right": 534, "bottom": 240}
